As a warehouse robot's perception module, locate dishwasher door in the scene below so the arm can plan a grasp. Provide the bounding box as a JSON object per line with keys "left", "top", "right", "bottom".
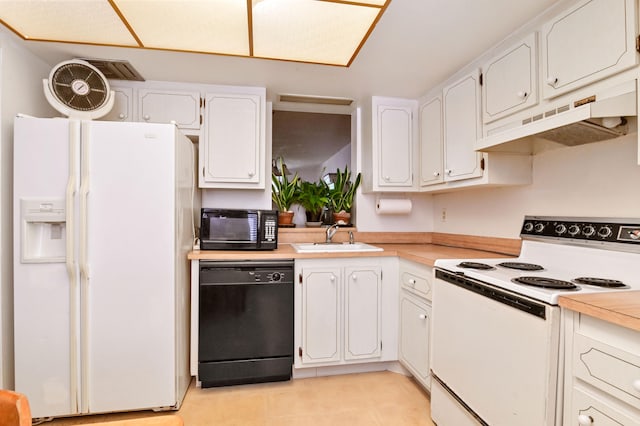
{"left": 198, "top": 260, "right": 294, "bottom": 387}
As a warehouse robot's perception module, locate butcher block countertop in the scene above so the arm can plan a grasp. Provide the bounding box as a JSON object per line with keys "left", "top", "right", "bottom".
{"left": 559, "top": 291, "right": 640, "bottom": 332}
{"left": 188, "top": 242, "right": 511, "bottom": 267}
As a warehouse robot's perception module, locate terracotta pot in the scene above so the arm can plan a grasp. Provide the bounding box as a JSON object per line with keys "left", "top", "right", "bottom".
{"left": 333, "top": 211, "right": 351, "bottom": 225}
{"left": 278, "top": 211, "right": 295, "bottom": 225}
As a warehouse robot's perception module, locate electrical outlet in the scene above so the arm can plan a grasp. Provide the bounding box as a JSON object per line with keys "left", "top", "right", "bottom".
{"left": 441, "top": 208, "right": 447, "bottom": 222}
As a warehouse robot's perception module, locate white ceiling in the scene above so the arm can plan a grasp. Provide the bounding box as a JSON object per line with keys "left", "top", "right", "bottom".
{"left": 7, "top": 0, "right": 562, "bottom": 103}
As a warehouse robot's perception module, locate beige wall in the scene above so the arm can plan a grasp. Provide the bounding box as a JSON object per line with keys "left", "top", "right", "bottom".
{"left": 432, "top": 135, "right": 640, "bottom": 239}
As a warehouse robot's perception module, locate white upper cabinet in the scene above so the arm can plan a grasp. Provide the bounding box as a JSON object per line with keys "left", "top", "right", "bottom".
{"left": 542, "top": 0, "right": 638, "bottom": 99}
{"left": 138, "top": 88, "right": 201, "bottom": 130}
{"left": 419, "top": 95, "right": 444, "bottom": 187}
{"left": 482, "top": 32, "right": 538, "bottom": 123}
{"left": 101, "top": 87, "right": 133, "bottom": 122}
{"left": 372, "top": 97, "right": 417, "bottom": 190}
{"left": 443, "top": 70, "right": 483, "bottom": 181}
{"left": 200, "top": 88, "right": 266, "bottom": 189}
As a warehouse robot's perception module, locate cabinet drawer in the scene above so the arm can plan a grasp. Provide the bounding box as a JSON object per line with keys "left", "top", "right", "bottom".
{"left": 570, "top": 387, "right": 640, "bottom": 425}
{"left": 574, "top": 333, "right": 640, "bottom": 408}
{"left": 399, "top": 260, "right": 433, "bottom": 300}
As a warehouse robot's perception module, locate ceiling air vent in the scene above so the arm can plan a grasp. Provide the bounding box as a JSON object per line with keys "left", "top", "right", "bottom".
{"left": 79, "top": 58, "right": 145, "bottom": 81}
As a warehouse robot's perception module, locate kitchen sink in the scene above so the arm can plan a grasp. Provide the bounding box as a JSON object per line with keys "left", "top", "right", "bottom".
{"left": 290, "top": 242, "right": 384, "bottom": 253}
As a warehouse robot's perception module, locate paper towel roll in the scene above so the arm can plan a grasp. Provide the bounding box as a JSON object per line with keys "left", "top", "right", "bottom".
{"left": 376, "top": 198, "right": 412, "bottom": 215}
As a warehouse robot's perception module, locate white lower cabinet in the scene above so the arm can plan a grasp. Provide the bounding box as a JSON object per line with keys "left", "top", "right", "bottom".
{"left": 563, "top": 311, "right": 640, "bottom": 425}
{"left": 398, "top": 259, "right": 432, "bottom": 390}
{"left": 399, "top": 290, "right": 430, "bottom": 390}
{"left": 295, "top": 258, "right": 397, "bottom": 369}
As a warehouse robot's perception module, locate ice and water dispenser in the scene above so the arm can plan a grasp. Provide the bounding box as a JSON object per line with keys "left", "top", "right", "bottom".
{"left": 20, "top": 199, "right": 66, "bottom": 263}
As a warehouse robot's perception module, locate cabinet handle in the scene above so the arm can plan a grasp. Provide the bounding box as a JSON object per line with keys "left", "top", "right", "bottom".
{"left": 546, "top": 77, "right": 558, "bottom": 86}
{"left": 351, "top": 274, "right": 357, "bottom": 280}
{"left": 446, "top": 169, "right": 452, "bottom": 175}
{"left": 330, "top": 275, "right": 336, "bottom": 282}
{"left": 408, "top": 278, "right": 416, "bottom": 287}
{"left": 516, "top": 91, "right": 528, "bottom": 99}
{"left": 418, "top": 314, "right": 427, "bottom": 320}
{"left": 118, "top": 113, "right": 126, "bottom": 120}
{"left": 383, "top": 176, "right": 390, "bottom": 181}
{"left": 143, "top": 114, "right": 150, "bottom": 121}
{"left": 577, "top": 415, "right": 593, "bottom": 425}
{"left": 248, "top": 171, "right": 255, "bottom": 177}
{"left": 433, "top": 171, "right": 440, "bottom": 177}
{"left": 632, "top": 378, "right": 640, "bottom": 392}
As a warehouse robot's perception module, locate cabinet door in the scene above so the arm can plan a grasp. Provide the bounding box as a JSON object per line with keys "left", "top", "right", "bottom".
{"left": 419, "top": 96, "right": 443, "bottom": 187}
{"left": 399, "top": 293, "right": 430, "bottom": 390}
{"left": 201, "top": 91, "right": 265, "bottom": 188}
{"left": 372, "top": 97, "right": 415, "bottom": 189}
{"left": 482, "top": 33, "right": 538, "bottom": 123}
{"left": 542, "top": 0, "right": 637, "bottom": 99}
{"left": 101, "top": 87, "right": 133, "bottom": 122}
{"left": 344, "top": 266, "right": 381, "bottom": 361}
{"left": 138, "top": 89, "right": 201, "bottom": 130}
{"left": 301, "top": 267, "right": 341, "bottom": 364}
{"left": 443, "top": 70, "right": 483, "bottom": 181}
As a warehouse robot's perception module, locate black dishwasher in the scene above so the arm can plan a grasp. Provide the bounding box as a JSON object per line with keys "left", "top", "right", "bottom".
{"left": 198, "top": 260, "right": 294, "bottom": 388}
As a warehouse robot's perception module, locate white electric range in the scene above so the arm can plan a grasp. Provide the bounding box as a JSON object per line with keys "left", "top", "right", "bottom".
{"left": 430, "top": 216, "right": 640, "bottom": 426}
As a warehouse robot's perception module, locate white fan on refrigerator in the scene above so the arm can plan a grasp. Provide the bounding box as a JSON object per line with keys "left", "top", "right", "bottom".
{"left": 43, "top": 59, "right": 115, "bottom": 119}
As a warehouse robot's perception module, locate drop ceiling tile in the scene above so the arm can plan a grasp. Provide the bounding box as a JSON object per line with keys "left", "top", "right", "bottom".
{"left": 252, "top": 0, "right": 381, "bottom": 65}
{"left": 0, "top": 0, "right": 138, "bottom": 46}
{"left": 114, "top": 0, "right": 250, "bottom": 56}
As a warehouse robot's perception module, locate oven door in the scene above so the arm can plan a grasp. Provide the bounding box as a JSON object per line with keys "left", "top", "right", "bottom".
{"left": 431, "top": 269, "right": 561, "bottom": 426}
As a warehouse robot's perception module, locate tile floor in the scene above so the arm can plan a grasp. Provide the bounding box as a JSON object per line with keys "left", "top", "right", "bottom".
{"left": 47, "top": 371, "right": 434, "bottom": 426}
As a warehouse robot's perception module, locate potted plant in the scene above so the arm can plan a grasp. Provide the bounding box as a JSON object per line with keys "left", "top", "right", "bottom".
{"left": 328, "top": 165, "right": 362, "bottom": 225}
{"left": 271, "top": 158, "right": 300, "bottom": 225}
{"left": 297, "top": 180, "right": 329, "bottom": 227}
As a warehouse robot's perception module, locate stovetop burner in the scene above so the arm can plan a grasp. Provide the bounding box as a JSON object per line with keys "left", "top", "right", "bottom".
{"left": 498, "top": 262, "right": 544, "bottom": 271}
{"left": 457, "top": 261, "right": 494, "bottom": 270}
{"left": 573, "top": 277, "right": 628, "bottom": 288}
{"left": 512, "top": 276, "right": 579, "bottom": 290}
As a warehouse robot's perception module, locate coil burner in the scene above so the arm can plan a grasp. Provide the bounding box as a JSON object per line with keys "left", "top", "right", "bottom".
{"left": 572, "top": 277, "right": 628, "bottom": 288}
{"left": 498, "top": 262, "right": 544, "bottom": 271}
{"left": 511, "top": 276, "right": 579, "bottom": 290}
{"left": 456, "top": 262, "right": 494, "bottom": 270}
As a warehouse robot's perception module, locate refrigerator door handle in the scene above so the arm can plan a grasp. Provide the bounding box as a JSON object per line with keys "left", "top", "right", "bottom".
{"left": 79, "top": 121, "right": 91, "bottom": 413}
{"left": 66, "top": 120, "right": 80, "bottom": 413}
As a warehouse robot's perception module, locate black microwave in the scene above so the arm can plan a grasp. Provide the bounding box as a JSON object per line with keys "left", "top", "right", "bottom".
{"left": 200, "top": 208, "right": 278, "bottom": 250}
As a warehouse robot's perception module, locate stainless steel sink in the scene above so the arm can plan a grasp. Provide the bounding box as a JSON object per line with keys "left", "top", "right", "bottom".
{"left": 290, "top": 242, "right": 383, "bottom": 253}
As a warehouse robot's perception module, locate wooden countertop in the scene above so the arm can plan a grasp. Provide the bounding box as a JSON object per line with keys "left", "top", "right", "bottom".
{"left": 188, "top": 243, "right": 511, "bottom": 267}
{"left": 559, "top": 291, "right": 640, "bottom": 332}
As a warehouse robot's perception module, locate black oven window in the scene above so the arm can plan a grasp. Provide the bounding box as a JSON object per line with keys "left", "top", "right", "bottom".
{"left": 209, "top": 216, "right": 258, "bottom": 242}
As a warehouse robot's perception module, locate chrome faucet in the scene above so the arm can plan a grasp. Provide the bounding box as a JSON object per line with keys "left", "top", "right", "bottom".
{"left": 349, "top": 231, "right": 355, "bottom": 244}
{"left": 325, "top": 223, "right": 340, "bottom": 243}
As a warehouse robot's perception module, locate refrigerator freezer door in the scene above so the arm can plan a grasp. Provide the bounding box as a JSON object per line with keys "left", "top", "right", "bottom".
{"left": 81, "top": 121, "right": 177, "bottom": 413}
{"left": 13, "top": 117, "right": 81, "bottom": 418}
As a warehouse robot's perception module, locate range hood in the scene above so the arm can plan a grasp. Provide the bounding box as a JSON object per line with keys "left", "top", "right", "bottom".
{"left": 476, "top": 88, "right": 637, "bottom": 152}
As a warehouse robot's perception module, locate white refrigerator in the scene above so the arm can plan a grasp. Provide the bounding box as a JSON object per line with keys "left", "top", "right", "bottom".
{"left": 13, "top": 116, "right": 194, "bottom": 419}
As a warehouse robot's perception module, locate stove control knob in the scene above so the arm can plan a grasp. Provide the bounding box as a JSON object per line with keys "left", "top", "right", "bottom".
{"left": 523, "top": 222, "right": 534, "bottom": 232}
{"left": 271, "top": 272, "right": 282, "bottom": 282}
{"left": 568, "top": 225, "right": 580, "bottom": 236}
{"left": 534, "top": 223, "right": 545, "bottom": 233}
{"left": 555, "top": 224, "right": 567, "bottom": 235}
{"left": 583, "top": 225, "right": 596, "bottom": 237}
{"left": 597, "top": 226, "right": 613, "bottom": 238}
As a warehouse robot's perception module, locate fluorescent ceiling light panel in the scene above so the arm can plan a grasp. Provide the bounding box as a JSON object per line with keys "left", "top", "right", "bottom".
{"left": 0, "top": 0, "right": 138, "bottom": 46}
{"left": 253, "top": 0, "right": 380, "bottom": 65}
{"left": 0, "top": 0, "right": 389, "bottom": 66}
{"left": 113, "top": 0, "right": 250, "bottom": 56}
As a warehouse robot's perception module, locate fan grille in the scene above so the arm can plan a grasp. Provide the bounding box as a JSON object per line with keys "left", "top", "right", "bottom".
{"left": 51, "top": 63, "right": 108, "bottom": 111}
